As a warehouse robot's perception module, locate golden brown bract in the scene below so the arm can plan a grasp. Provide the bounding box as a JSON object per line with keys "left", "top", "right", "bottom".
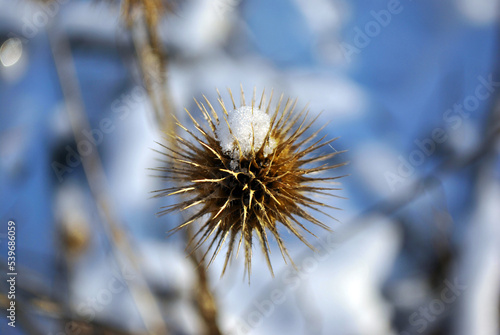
{"left": 152, "top": 88, "right": 346, "bottom": 279}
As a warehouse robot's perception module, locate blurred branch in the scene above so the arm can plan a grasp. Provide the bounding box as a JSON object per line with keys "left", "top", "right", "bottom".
{"left": 123, "top": 0, "right": 177, "bottom": 138}
{"left": 0, "top": 293, "right": 45, "bottom": 335}
{"left": 120, "top": 2, "right": 224, "bottom": 334}
{"left": 186, "top": 226, "right": 223, "bottom": 335}
{"left": 47, "top": 24, "right": 169, "bottom": 335}
{"left": 0, "top": 262, "right": 139, "bottom": 335}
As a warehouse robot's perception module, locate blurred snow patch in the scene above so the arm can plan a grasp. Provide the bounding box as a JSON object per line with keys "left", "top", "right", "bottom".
{"left": 312, "top": 215, "right": 400, "bottom": 335}
{"left": 71, "top": 256, "right": 145, "bottom": 332}
{"left": 285, "top": 73, "right": 367, "bottom": 122}
{"left": 139, "top": 241, "right": 195, "bottom": 293}
{"left": 353, "top": 142, "right": 402, "bottom": 197}
{"left": 166, "top": 0, "right": 236, "bottom": 55}
{"left": 447, "top": 119, "right": 482, "bottom": 157}
{"left": 293, "top": 0, "right": 343, "bottom": 32}
{"left": 457, "top": 170, "right": 500, "bottom": 335}
{"left": 108, "top": 93, "right": 161, "bottom": 211}
{"left": 292, "top": 0, "right": 348, "bottom": 64}
{"left": 456, "top": 0, "right": 499, "bottom": 24}
{"left": 71, "top": 241, "right": 196, "bottom": 333}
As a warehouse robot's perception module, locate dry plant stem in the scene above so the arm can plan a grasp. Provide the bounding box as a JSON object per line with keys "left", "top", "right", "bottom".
{"left": 48, "top": 27, "right": 169, "bottom": 335}
{"left": 129, "top": 13, "right": 176, "bottom": 138}
{"left": 1, "top": 263, "right": 141, "bottom": 335}
{"left": 0, "top": 289, "right": 44, "bottom": 335}
{"left": 186, "top": 226, "right": 223, "bottom": 335}
{"left": 125, "top": 6, "right": 222, "bottom": 333}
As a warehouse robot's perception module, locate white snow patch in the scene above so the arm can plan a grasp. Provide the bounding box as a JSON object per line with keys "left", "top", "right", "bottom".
{"left": 215, "top": 106, "right": 276, "bottom": 169}
{"left": 456, "top": 0, "right": 499, "bottom": 24}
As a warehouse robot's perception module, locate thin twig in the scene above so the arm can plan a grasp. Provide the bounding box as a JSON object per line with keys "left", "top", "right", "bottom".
{"left": 47, "top": 24, "right": 169, "bottom": 335}
{"left": 128, "top": 8, "right": 176, "bottom": 138}
{"left": 186, "top": 226, "right": 223, "bottom": 335}
{"left": 123, "top": 4, "right": 223, "bottom": 334}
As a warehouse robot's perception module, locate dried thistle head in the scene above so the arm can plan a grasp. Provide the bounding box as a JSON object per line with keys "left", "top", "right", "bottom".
{"left": 152, "top": 88, "right": 346, "bottom": 278}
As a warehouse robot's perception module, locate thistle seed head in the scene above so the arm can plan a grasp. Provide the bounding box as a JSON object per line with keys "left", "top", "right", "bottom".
{"left": 152, "top": 88, "right": 346, "bottom": 278}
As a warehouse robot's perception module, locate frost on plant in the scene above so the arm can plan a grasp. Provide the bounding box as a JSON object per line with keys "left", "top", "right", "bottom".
{"left": 152, "top": 88, "right": 346, "bottom": 278}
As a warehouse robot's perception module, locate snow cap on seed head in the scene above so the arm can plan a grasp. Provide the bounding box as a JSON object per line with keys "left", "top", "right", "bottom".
{"left": 215, "top": 106, "right": 276, "bottom": 168}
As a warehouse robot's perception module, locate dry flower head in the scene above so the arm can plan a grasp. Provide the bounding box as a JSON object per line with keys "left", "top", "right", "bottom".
{"left": 152, "top": 88, "right": 346, "bottom": 278}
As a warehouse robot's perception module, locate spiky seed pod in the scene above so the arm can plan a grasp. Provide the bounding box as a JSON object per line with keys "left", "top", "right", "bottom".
{"left": 152, "top": 88, "right": 346, "bottom": 278}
